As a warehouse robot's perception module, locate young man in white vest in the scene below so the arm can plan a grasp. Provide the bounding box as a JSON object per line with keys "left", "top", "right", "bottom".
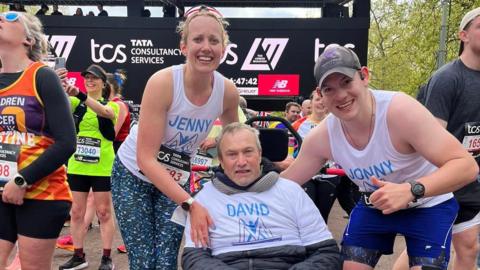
{"left": 281, "top": 44, "right": 478, "bottom": 270}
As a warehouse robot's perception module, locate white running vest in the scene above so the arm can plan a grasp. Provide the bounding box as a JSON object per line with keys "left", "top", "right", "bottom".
{"left": 118, "top": 64, "right": 225, "bottom": 183}
{"left": 326, "top": 90, "right": 452, "bottom": 208}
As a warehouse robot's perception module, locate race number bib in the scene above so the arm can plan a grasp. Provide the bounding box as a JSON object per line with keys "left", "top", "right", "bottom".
{"left": 0, "top": 143, "right": 20, "bottom": 190}
{"left": 462, "top": 122, "right": 480, "bottom": 158}
{"left": 192, "top": 151, "right": 213, "bottom": 167}
{"left": 74, "top": 136, "right": 101, "bottom": 163}
{"left": 157, "top": 145, "right": 191, "bottom": 186}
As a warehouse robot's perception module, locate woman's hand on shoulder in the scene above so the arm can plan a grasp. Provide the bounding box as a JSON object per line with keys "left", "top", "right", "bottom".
{"left": 189, "top": 201, "right": 214, "bottom": 248}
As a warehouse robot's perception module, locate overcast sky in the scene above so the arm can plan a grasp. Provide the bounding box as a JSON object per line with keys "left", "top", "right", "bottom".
{"left": 63, "top": 5, "right": 322, "bottom": 18}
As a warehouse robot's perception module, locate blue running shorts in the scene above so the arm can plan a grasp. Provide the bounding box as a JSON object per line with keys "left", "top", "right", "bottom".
{"left": 342, "top": 198, "right": 458, "bottom": 267}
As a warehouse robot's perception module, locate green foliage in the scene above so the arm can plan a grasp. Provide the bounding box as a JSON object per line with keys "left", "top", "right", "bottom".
{"left": 369, "top": 0, "right": 480, "bottom": 96}
{"left": 0, "top": 4, "right": 9, "bottom": 12}
{"left": 0, "top": 4, "right": 37, "bottom": 13}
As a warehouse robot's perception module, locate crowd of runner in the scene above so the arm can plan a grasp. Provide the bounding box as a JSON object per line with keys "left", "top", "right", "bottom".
{"left": 1, "top": 5, "right": 480, "bottom": 270}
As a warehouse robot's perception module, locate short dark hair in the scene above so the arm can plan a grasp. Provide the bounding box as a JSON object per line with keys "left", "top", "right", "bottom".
{"left": 285, "top": 102, "right": 300, "bottom": 112}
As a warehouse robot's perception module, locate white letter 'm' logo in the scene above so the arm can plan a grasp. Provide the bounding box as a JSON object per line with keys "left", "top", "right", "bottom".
{"left": 47, "top": 35, "right": 76, "bottom": 60}
{"left": 241, "top": 38, "right": 288, "bottom": 71}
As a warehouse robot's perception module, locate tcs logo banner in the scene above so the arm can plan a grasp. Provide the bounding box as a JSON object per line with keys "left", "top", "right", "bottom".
{"left": 258, "top": 74, "right": 299, "bottom": 96}
{"left": 91, "top": 39, "right": 127, "bottom": 64}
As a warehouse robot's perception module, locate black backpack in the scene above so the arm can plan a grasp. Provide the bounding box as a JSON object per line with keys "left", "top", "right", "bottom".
{"left": 72, "top": 100, "right": 116, "bottom": 141}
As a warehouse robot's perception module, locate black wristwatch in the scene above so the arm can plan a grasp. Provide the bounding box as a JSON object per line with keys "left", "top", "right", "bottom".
{"left": 181, "top": 197, "right": 195, "bottom": 211}
{"left": 13, "top": 174, "right": 28, "bottom": 189}
{"left": 408, "top": 180, "right": 425, "bottom": 202}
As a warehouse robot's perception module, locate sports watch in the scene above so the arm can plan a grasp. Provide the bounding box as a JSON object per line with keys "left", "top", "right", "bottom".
{"left": 13, "top": 174, "right": 28, "bottom": 189}
{"left": 181, "top": 197, "right": 195, "bottom": 211}
{"left": 408, "top": 180, "right": 425, "bottom": 202}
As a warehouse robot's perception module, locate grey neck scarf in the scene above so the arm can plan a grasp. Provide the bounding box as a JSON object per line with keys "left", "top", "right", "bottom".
{"left": 211, "top": 171, "right": 279, "bottom": 195}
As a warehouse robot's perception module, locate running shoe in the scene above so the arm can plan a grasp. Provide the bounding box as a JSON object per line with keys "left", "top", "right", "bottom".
{"left": 6, "top": 251, "right": 21, "bottom": 270}
{"left": 98, "top": 256, "right": 114, "bottom": 270}
{"left": 117, "top": 244, "right": 126, "bottom": 253}
{"left": 59, "top": 254, "right": 88, "bottom": 270}
{"left": 56, "top": 235, "right": 74, "bottom": 251}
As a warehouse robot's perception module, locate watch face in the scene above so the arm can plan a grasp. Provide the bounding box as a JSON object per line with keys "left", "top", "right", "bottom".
{"left": 412, "top": 183, "right": 425, "bottom": 196}
{"left": 14, "top": 176, "right": 25, "bottom": 186}
{"left": 181, "top": 202, "right": 190, "bottom": 211}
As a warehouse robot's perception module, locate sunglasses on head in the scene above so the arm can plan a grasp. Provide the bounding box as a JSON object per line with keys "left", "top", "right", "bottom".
{"left": 1, "top": 12, "right": 20, "bottom": 22}
{"left": 184, "top": 5, "right": 222, "bottom": 18}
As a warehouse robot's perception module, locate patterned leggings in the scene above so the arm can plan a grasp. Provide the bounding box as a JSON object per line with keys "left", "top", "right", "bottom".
{"left": 111, "top": 158, "right": 184, "bottom": 270}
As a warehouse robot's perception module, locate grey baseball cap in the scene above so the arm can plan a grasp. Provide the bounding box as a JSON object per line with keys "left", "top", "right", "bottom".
{"left": 459, "top": 7, "right": 480, "bottom": 55}
{"left": 314, "top": 44, "right": 361, "bottom": 88}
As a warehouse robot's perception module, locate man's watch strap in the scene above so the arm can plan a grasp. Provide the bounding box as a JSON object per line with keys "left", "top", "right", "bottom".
{"left": 181, "top": 197, "right": 195, "bottom": 211}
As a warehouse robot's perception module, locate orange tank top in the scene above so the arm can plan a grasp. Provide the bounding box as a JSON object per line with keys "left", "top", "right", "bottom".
{"left": 0, "top": 62, "right": 71, "bottom": 201}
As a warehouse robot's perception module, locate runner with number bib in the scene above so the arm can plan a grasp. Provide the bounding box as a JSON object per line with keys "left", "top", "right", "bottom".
{"left": 58, "top": 64, "right": 119, "bottom": 270}
{"left": 0, "top": 12, "right": 76, "bottom": 270}
{"left": 282, "top": 44, "right": 478, "bottom": 270}
{"left": 111, "top": 5, "right": 239, "bottom": 270}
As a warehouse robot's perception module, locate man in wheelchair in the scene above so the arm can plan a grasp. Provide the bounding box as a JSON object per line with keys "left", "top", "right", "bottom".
{"left": 181, "top": 123, "right": 341, "bottom": 270}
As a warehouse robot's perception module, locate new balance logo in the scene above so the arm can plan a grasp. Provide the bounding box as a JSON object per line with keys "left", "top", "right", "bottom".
{"left": 272, "top": 80, "right": 288, "bottom": 89}
{"left": 241, "top": 38, "right": 288, "bottom": 71}
{"left": 46, "top": 35, "right": 76, "bottom": 60}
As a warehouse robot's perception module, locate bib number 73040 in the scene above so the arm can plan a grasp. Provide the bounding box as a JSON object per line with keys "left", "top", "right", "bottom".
{"left": 74, "top": 136, "right": 101, "bottom": 163}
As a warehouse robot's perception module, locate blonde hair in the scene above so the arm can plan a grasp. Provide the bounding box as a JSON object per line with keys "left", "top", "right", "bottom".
{"left": 176, "top": 9, "right": 230, "bottom": 47}
{"left": 19, "top": 13, "right": 48, "bottom": 62}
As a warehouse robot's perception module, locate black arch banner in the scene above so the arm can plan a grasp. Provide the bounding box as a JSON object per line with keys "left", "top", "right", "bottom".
{"left": 41, "top": 16, "right": 369, "bottom": 111}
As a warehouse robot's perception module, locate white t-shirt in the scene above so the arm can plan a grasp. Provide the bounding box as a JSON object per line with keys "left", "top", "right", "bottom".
{"left": 184, "top": 178, "right": 333, "bottom": 256}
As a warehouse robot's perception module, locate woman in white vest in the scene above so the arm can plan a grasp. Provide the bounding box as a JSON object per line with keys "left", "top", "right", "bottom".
{"left": 281, "top": 44, "right": 479, "bottom": 270}
{"left": 111, "top": 5, "right": 239, "bottom": 270}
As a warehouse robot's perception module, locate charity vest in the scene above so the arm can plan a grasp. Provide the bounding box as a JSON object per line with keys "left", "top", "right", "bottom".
{"left": 326, "top": 90, "right": 452, "bottom": 208}
{"left": 118, "top": 64, "right": 224, "bottom": 184}
{"left": 0, "top": 62, "right": 71, "bottom": 201}
{"left": 67, "top": 97, "right": 119, "bottom": 176}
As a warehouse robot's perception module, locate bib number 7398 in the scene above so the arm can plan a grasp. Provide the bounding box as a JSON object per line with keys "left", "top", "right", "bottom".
{"left": 0, "top": 143, "right": 20, "bottom": 182}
